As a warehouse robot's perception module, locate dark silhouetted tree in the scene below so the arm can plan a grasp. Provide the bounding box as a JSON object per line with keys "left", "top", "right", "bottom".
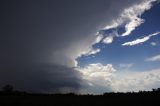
{"left": 2, "top": 85, "right": 14, "bottom": 93}
{"left": 152, "top": 88, "right": 160, "bottom": 92}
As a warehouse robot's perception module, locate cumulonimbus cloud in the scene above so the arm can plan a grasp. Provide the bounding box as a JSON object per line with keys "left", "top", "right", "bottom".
{"left": 0, "top": 0, "right": 159, "bottom": 94}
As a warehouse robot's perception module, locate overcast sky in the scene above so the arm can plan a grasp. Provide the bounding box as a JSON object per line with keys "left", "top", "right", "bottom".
{"left": 0, "top": 0, "right": 160, "bottom": 94}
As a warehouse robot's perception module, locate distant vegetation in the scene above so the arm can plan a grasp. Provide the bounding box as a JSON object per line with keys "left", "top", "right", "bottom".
{"left": 1, "top": 84, "right": 160, "bottom": 95}
{"left": 0, "top": 84, "right": 160, "bottom": 106}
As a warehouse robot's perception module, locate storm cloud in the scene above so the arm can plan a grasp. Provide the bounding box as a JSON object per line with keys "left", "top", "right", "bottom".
{"left": 0, "top": 0, "right": 154, "bottom": 93}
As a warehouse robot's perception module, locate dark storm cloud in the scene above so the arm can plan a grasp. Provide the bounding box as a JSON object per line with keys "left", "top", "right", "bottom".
{"left": 0, "top": 63, "right": 83, "bottom": 93}
{"left": 0, "top": 0, "right": 143, "bottom": 93}
{"left": 0, "top": 0, "right": 141, "bottom": 65}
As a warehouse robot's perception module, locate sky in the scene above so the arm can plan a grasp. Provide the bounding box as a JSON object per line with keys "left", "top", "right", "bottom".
{"left": 0, "top": 0, "right": 160, "bottom": 94}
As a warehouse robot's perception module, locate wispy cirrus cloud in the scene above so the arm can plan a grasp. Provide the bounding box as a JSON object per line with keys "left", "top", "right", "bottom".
{"left": 119, "top": 63, "right": 133, "bottom": 69}
{"left": 146, "top": 54, "right": 160, "bottom": 62}
{"left": 122, "top": 32, "right": 160, "bottom": 46}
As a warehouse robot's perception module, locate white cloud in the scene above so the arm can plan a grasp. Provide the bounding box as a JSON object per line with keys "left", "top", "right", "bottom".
{"left": 119, "top": 64, "right": 133, "bottom": 69}
{"left": 102, "top": 30, "right": 119, "bottom": 44}
{"left": 122, "top": 32, "right": 160, "bottom": 46}
{"left": 79, "top": 63, "right": 116, "bottom": 77}
{"left": 112, "top": 68, "right": 160, "bottom": 92}
{"left": 146, "top": 54, "right": 160, "bottom": 61}
{"left": 77, "top": 63, "right": 116, "bottom": 94}
{"left": 122, "top": 36, "right": 150, "bottom": 46}
{"left": 95, "top": 32, "right": 104, "bottom": 43}
{"left": 150, "top": 42, "right": 157, "bottom": 46}
{"left": 81, "top": 48, "right": 101, "bottom": 56}
{"left": 122, "top": 18, "right": 144, "bottom": 36}
{"left": 149, "top": 31, "right": 160, "bottom": 37}
{"left": 103, "top": 36, "right": 113, "bottom": 44}
{"left": 77, "top": 63, "right": 160, "bottom": 93}
{"left": 104, "top": 0, "right": 156, "bottom": 36}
